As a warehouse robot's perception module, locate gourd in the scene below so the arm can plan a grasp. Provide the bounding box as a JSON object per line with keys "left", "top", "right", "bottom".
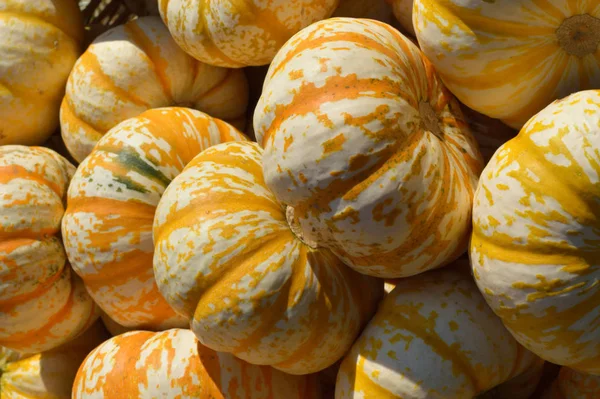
{"left": 153, "top": 141, "right": 383, "bottom": 375}
{"left": 158, "top": 0, "right": 339, "bottom": 68}
{"left": 0, "top": 146, "right": 99, "bottom": 353}
{"left": 543, "top": 367, "right": 600, "bottom": 399}
{"left": 414, "top": 1, "right": 600, "bottom": 128}
{"left": 254, "top": 17, "right": 483, "bottom": 278}
{"left": 73, "top": 329, "right": 322, "bottom": 398}
{"left": 62, "top": 107, "right": 247, "bottom": 330}
{"left": 60, "top": 16, "right": 249, "bottom": 163}
{"left": 386, "top": 0, "right": 415, "bottom": 36}
{"left": 0, "top": 0, "right": 83, "bottom": 146}
{"left": 471, "top": 90, "right": 600, "bottom": 375}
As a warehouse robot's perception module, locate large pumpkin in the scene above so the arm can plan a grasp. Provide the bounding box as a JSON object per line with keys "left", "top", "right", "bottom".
{"left": 73, "top": 329, "right": 321, "bottom": 398}
{"left": 60, "top": 16, "right": 248, "bottom": 163}
{"left": 254, "top": 17, "right": 483, "bottom": 278}
{"left": 414, "top": 0, "right": 600, "bottom": 129}
{"left": 471, "top": 90, "right": 600, "bottom": 375}
{"left": 153, "top": 141, "right": 383, "bottom": 375}
{"left": 543, "top": 367, "right": 600, "bottom": 399}
{"left": 0, "top": 321, "right": 109, "bottom": 399}
{"left": 158, "top": 0, "right": 339, "bottom": 68}
{"left": 0, "top": 0, "right": 83, "bottom": 146}
{"left": 0, "top": 146, "right": 99, "bottom": 353}
{"left": 62, "top": 107, "right": 247, "bottom": 330}
{"left": 336, "top": 267, "right": 542, "bottom": 398}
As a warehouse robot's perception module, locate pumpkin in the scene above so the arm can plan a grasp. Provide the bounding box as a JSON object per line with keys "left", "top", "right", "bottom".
{"left": 0, "top": 0, "right": 83, "bottom": 146}
{"left": 543, "top": 368, "right": 600, "bottom": 399}
{"left": 413, "top": 1, "right": 600, "bottom": 129}
{"left": 100, "top": 312, "right": 133, "bottom": 337}
{"left": 479, "top": 358, "right": 545, "bottom": 399}
{"left": 254, "top": 17, "right": 483, "bottom": 278}
{"left": 153, "top": 140, "right": 383, "bottom": 374}
{"left": 157, "top": 0, "right": 339, "bottom": 68}
{"left": 60, "top": 16, "right": 249, "bottom": 163}
{"left": 61, "top": 107, "right": 247, "bottom": 330}
{"left": 335, "top": 267, "right": 542, "bottom": 398}
{"left": 0, "top": 145, "right": 99, "bottom": 353}
{"left": 333, "top": 0, "right": 395, "bottom": 24}
{"left": 470, "top": 90, "right": 600, "bottom": 375}
{"left": 0, "top": 321, "right": 109, "bottom": 399}
{"left": 386, "top": 0, "right": 415, "bottom": 36}
{"left": 73, "top": 328, "right": 322, "bottom": 398}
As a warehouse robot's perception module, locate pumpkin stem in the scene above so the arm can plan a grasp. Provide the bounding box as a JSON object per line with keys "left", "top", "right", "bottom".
{"left": 285, "top": 206, "right": 318, "bottom": 249}
{"left": 419, "top": 101, "right": 444, "bottom": 139}
{"left": 556, "top": 14, "right": 600, "bottom": 57}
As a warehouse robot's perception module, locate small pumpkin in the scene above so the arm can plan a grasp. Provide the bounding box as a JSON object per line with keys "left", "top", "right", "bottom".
{"left": 60, "top": 16, "right": 249, "bottom": 163}
{"left": 386, "top": 0, "right": 415, "bottom": 36}
{"left": 543, "top": 367, "right": 600, "bottom": 399}
{"left": 471, "top": 90, "right": 600, "bottom": 375}
{"left": 158, "top": 0, "right": 339, "bottom": 68}
{"left": 254, "top": 17, "right": 483, "bottom": 278}
{"left": 414, "top": 0, "right": 600, "bottom": 129}
{"left": 0, "top": 146, "right": 99, "bottom": 353}
{"left": 336, "top": 267, "right": 542, "bottom": 398}
{"left": 0, "top": 321, "right": 109, "bottom": 399}
{"left": 73, "top": 329, "right": 322, "bottom": 398}
{"left": 62, "top": 107, "right": 247, "bottom": 330}
{"left": 0, "top": 0, "right": 83, "bottom": 146}
{"left": 153, "top": 140, "right": 383, "bottom": 375}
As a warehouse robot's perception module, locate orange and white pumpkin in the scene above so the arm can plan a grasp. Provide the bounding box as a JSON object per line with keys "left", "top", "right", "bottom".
{"left": 73, "top": 329, "right": 322, "bottom": 398}
{"left": 543, "top": 367, "right": 600, "bottom": 399}
{"left": 62, "top": 107, "right": 247, "bottom": 330}
{"left": 471, "top": 90, "right": 600, "bottom": 375}
{"left": 414, "top": 1, "right": 600, "bottom": 129}
{"left": 386, "top": 0, "right": 415, "bottom": 36}
{"left": 254, "top": 17, "right": 483, "bottom": 278}
{"left": 0, "top": 146, "right": 99, "bottom": 353}
{"left": 336, "top": 267, "right": 542, "bottom": 398}
{"left": 0, "top": 0, "right": 83, "bottom": 146}
{"left": 60, "top": 16, "right": 249, "bottom": 163}
{"left": 0, "top": 321, "right": 109, "bottom": 399}
{"left": 158, "top": 0, "right": 339, "bottom": 68}
{"left": 153, "top": 141, "right": 383, "bottom": 375}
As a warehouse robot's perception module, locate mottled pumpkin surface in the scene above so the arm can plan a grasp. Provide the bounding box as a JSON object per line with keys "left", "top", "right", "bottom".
{"left": 543, "top": 367, "right": 600, "bottom": 399}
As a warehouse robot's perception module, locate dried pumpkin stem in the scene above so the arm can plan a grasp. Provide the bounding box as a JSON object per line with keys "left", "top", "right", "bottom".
{"left": 419, "top": 101, "right": 444, "bottom": 139}
{"left": 556, "top": 14, "right": 600, "bottom": 57}
{"left": 285, "top": 206, "right": 318, "bottom": 249}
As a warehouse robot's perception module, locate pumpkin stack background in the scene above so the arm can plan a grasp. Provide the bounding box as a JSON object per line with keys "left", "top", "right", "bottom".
{"left": 0, "top": 0, "right": 598, "bottom": 398}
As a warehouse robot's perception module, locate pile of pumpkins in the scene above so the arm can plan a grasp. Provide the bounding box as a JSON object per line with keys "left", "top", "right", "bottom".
{"left": 0, "top": 0, "right": 598, "bottom": 398}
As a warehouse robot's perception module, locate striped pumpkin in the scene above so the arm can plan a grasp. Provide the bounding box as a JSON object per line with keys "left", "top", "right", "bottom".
{"left": 158, "top": 0, "right": 339, "bottom": 68}
{"left": 0, "top": 0, "right": 83, "bottom": 146}
{"left": 153, "top": 141, "right": 383, "bottom": 375}
{"left": 73, "top": 329, "right": 322, "bottom": 398}
{"left": 414, "top": 1, "right": 600, "bottom": 129}
{"left": 0, "top": 321, "right": 109, "bottom": 399}
{"left": 386, "top": 0, "right": 415, "bottom": 36}
{"left": 254, "top": 17, "right": 483, "bottom": 279}
{"left": 60, "top": 16, "right": 249, "bottom": 163}
{"left": 0, "top": 146, "right": 99, "bottom": 353}
{"left": 336, "top": 267, "right": 542, "bottom": 398}
{"left": 471, "top": 90, "right": 600, "bottom": 375}
{"left": 62, "top": 107, "right": 247, "bottom": 330}
{"left": 543, "top": 368, "right": 600, "bottom": 399}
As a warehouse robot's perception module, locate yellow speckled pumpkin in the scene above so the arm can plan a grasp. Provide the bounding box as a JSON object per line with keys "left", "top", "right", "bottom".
{"left": 0, "top": 321, "right": 109, "bottom": 399}
{"left": 62, "top": 107, "right": 247, "bottom": 331}
{"left": 336, "top": 267, "right": 542, "bottom": 398}
{"left": 73, "top": 329, "right": 322, "bottom": 398}
{"left": 471, "top": 90, "right": 600, "bottom": 375}
{"left": 0, "top": 145, "right": 99, "bottom": 353}
{"left": 153, "top": 140, "right": 383, "bottom": 375}
{"left": 0, "top": 0, "right": 83, "bottom": 146}
{"left": 254, "top": 17, "right": 483, "bottom": 278}
{"left": 414, "top": 0, "right": 600, "bottom": 129}
{"left": 543, "top": 367, "right": 600, "bottom": 399}
{"left": 158, "top": 0, "right": 339, "bottom": 68}
{"left": 60, "top": 16, "right": 248, "bottom": 163}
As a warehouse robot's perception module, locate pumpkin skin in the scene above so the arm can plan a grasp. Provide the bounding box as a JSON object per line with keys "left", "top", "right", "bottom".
{"left": 470, "top": 90, "right": 600, "bottom": 375}
{"left": 543, "top": 368, "right": 600, "bottom": 399}
{"left": 158, "top": 0, "right": 339, "bottom": 68}
{"left": 62, "top": 107, "right": 247, "bottom": 330}
{"left": 73, "top": 329, "right": 322, "bottom": 398}
{"left": 386, "top": 0, "right": 415, "bottom": 36}
{"left": 0, "top": 0, "right": 83, "bottom": 146}
{"left": 60, "top": 16, "right": 249, "bottom": 163}
{"left": 254, "top": 17, "right": 483, "bottom": 278}
{"left": 0, "top": 146, "right": 99, "bottom": 353}
{"left": 414, "top": 1, "right": 600, "bottom": 129}
{"left": 153, "top": 141, "right": 383, "bottom": 375}
{"left": 0, "top": 321, "right": 109, "bottom": 399}
{"left": 335, "top": 268, "right": 542, "bottom": 398}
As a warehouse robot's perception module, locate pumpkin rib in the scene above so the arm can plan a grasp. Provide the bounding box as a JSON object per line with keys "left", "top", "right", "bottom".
{"left": 0, "top": 11, "right": 79, "bottom": 44}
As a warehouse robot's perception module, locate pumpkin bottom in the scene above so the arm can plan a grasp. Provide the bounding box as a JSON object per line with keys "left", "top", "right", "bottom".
{"left": 556, "top": 14, "right": 600, "bottom": 57}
